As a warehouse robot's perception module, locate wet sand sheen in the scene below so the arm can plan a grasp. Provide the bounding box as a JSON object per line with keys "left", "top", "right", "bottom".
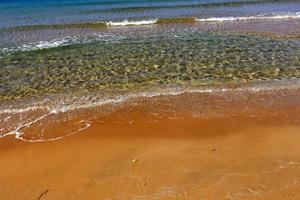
{"left": 1, "top": 88, "right": 300, "bottom": 199}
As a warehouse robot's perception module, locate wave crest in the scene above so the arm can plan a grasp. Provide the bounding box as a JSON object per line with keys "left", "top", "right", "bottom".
{"left": 1, "top": 12, "right": 300, "bottom": 55}
{"left": 107, "top": 19, "right": 157, "bottom": 26}
{"left": 196, "top": 12, "right": 300, "bottom": 22}
{"left": 0, "top": 33, "right": 125, "bottom": 55}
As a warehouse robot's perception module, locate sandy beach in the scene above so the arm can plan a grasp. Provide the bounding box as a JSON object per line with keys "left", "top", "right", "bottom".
{"left": 1, "top": 86, "right": 300, "bottom": 200}
{"left": 1, "top": 0, "right": 300, "bottom": 199}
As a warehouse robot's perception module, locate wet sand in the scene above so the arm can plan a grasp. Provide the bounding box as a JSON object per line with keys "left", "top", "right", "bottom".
{"left": 1, "top": 87, "right": 300, "bottom": 199}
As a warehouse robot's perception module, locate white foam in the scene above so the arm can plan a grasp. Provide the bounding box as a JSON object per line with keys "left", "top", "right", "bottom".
{"left": 1, "top": 80, "right": 300, "bottom": 115}
{"left": 14, "top": 85, "right": 294, "bottom": 114}
{"left": 106, "top": 12, "right": 300, "bottom": 26}
{"left": 196, "top": 12, "right": 300, "bottom": 22}
{"left": 1, "top": 78, "right": 300, "bottom": 142}
{"left": 1, "top": 12, "right": 299, "bottom": 55}
{"left": 17, "top": 122, "right": 91, "bottom": 143}
{"left": 0, "top": 106, "right": 50, "bottom": 114}
{"left": 0, "top": 113, "right": 91, "bottom": 143}
{"left": 0, "top": 112, "right": 54, "bottom": 140}
{"left": 107, "top": 19, "right": 157, "bottom": 26}
{"left": 4, "top": 36, "right": 81, "bottom": 53}
{"left": 0, "top": 33, "right": 123, "bottom": 54}
{"left": 0, "top": 109, "right": 88, "bottom": 141}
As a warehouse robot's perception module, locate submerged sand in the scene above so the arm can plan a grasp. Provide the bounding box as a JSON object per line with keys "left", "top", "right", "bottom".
{"left": 1, "top": 86, "right": 300, "bottom": 199}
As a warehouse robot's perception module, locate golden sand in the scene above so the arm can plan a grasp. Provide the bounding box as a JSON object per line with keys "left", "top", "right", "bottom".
{"left": 1, "top": 88, "right": 300, "bottom": 200}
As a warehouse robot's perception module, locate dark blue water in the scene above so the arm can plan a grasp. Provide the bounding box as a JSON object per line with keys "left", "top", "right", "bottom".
{"left": 1, "top": 0, "right": 300, "bottom": 28}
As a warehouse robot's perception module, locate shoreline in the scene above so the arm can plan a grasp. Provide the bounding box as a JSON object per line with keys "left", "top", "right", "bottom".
{"left": 2, "top": 78, "right": 300, "bottom": 140}
{"left": 1, "top": 87, "right": 300, "bottom": 199}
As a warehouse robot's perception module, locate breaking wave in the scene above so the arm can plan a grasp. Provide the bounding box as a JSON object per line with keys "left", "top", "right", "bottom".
{"left": 1, "top": 12, "right": 299, "bottom": 55}
{"left": 196, "top": 12, "right": 300, "bottom": 22}
{"left": 106, "top": 12, "right": 300, "bottom": 26}
{"left": 0, "top": 33, "right": 125, "bottom": 55}
{"left": 107, "top": 19, "right": 157, "bottom": 26}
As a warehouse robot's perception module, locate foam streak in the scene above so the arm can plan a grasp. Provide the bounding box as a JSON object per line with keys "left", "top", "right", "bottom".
{"left": 107, "top": 19, "right": 157, "bottom": 26}
{"left": 196, "top": 12, "right": 300, "bottom": 22}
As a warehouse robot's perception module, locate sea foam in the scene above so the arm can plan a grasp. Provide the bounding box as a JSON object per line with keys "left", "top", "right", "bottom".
{"left": 106, "top": 12, "right": 300, "bottom": 26}
{"left": 0, "top": 33, "right": 124, "bottom": 55}
{"left": 1, "top": 78, "right": 300, "bottom": 142}
{"left": 107, "top": 19, "right": 157, "bottom": 26}
{"left": 196, "top": 12, "right": 300, "bottom": 22}
{"left": 1, "top": 12, "right": 300, "bottom": 54}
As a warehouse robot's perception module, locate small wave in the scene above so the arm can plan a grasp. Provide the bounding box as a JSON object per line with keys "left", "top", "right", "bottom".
{"left": 1, "top": 12, "right": 299, "bottom": 54}
{"left": 105, "top": 18, "right": 194, "bottom": 26}
{"left": 196, "top": 12, "right": 300, "bottom": 22}
{"left": 2, "top": 78, "right": 300, "bottom": 115}
{"left": 0, "top": 33, "right": 124, "bottom": 55}
{"left": 0, "top": 37, "right": 74, "bottom": 54}
{"left": 106, "top": 12, "right": 300, "bottom": 26}
{"left": 0, "top": 111, "right": 91, "bottom": 142}
{"left": 1, "top": 78, "right": 300, "bottom": 142}
{"left": 107, "top": 19, "right": 157, "bottom": 26}
{"left": 4, "top": 11, "right": 300, "bottom": 32}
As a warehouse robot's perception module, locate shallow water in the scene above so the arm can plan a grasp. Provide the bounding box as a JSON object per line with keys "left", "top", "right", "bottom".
{"left": 1, "top": 0, "right": 300, "bottom": 28}
{"left": 1, "top": 0, "right": 300, "bottom": 133}
{"left": 1, "top": 30, "right": 300, "bottom": 101}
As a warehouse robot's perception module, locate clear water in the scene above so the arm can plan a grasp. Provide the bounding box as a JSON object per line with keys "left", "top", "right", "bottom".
{"left": 1, "top": 29, "right": 300, "bottom": 101}
{"left": 0, "top": 0, "right": 300, "bottom": 105}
